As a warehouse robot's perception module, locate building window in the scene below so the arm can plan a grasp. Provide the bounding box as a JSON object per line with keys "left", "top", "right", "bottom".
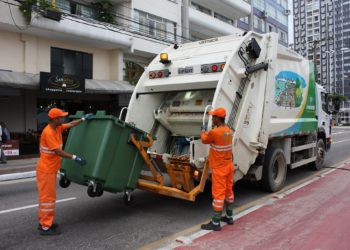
{"left": 279, "top": 30, "right": 287, "bottom": 43}
{"left": 268, "top": 24, "right": 275, "bottom": 32}
{"left": 254, "top": 15, "right": 265, "bottom": 32}
{"left": 190, "top": 2, "right": 211, "bottom": 15}
{"left": 214, "top": 12, "right": 234, "bottom": 25}
{"left": 240, "top": 17, "right": 249, "bottom": 24}
{"left": 134, "top": 9, "right": 176, "bottom": 42}
{"left": 51, "top": 47, "right": 93, "bottom": 79}
{"left": 55, "top": 0, "right": 96, "bottom": 18}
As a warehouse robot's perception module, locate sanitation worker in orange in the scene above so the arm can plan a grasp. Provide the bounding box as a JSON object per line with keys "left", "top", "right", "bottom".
{"left": 37, "top": 108, "right": 93, "bottom": 235}
{"left": 201, "top": 107, "right": 235, "bottom": 231}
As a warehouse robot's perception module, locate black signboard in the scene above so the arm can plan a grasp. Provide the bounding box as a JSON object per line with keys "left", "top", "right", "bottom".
{"left": 40, "top": 72, "right": 85, "bottom": 94}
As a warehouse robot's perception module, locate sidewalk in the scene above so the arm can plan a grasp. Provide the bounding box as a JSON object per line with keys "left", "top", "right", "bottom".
{"left": 172, "top": 163, "right": 350, "bottom": 250}
{"left": 0, "top": 158, "right": 38, "bottom": 181}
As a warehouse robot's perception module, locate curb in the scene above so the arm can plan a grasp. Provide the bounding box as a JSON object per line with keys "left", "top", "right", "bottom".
{"left": 0, "top": 171, "right": 36, "bottom": 182}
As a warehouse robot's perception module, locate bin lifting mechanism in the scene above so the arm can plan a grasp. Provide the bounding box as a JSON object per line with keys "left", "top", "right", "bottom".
{"left": 129, "top": 134, "right": 209, "bottom": 202}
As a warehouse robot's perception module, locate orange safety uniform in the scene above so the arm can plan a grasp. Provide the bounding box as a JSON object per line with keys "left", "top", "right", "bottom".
{"left": 201, "top": 125, "right": 234, "bottom": 212}
{"left": 37, "top": 123, "right": 68, "bottom": 228}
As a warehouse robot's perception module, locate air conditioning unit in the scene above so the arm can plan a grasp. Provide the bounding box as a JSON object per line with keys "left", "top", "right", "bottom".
{"left": 262, "top": 11, "right": 268, "bottom": 18}
{"left": 284, "top": 9, "right": 291, "bottom": 15}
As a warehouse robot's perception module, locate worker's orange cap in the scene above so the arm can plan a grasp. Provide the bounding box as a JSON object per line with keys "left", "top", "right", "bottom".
{"left": 48, "top": 108, "right": 68, "bottom": 119}
{"left": 208, "top": 107, "right": 226, "bottom": 118}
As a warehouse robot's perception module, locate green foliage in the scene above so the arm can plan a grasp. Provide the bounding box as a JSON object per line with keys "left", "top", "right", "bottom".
{"left": 328, "top": 93, "right": 348, "bottom": 113}
{"left": 91, "top": 1, "right": 114, "bottom": 24}
{"left": 19, "top": 0, "right": 54, "bottom": 25}
{"left": 124, "top": 61, "right": 144, "bottom": 85}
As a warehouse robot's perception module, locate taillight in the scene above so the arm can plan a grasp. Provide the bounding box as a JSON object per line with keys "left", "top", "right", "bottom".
{"left": 149, "top": 72, "right": 156, "bottom": 79}
{"left": 201, "top": 62, "right": 225, "bottom": 73}
{"left": 149, "top": 69, "right": 170, "bottom": 79}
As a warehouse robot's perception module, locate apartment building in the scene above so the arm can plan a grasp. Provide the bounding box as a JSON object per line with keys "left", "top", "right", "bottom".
{"left": 0, "top": 0, "right": 251, "bottom": 157}
{"left": 293, "top": 0, "right": 350, "bottom": 108}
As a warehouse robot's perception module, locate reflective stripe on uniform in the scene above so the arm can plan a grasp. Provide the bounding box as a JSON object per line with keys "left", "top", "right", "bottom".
{"left": 210, "top": 144, "right": 232, "bottom": 152}
{"left": 213, "top": 199, "right": 224, "bottom": 204}
{"left": 40, "top": 208, "right": 55, "bottom": 212}
{"left": 40, "top": 147, "right": 55, "bottom": 155}
{"left": 212, "top": 203, "right": 224, "bottom": 209}
{"left": 40, "top": 202, "right": 55, "bottom": 206}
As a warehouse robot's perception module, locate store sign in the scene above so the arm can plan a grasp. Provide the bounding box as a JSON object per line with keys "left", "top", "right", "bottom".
{"left": 2, "top": 140, "right": 19, "bottom": 156}
{"left": 40, "top": 72, "right": 85, "bottom": 94}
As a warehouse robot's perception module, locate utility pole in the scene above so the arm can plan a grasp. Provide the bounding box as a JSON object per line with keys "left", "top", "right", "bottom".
{"left": 312, "top": 40, "right": 320, "bottom": 83}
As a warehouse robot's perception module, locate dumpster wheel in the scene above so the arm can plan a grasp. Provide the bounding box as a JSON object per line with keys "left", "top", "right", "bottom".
{"left": 87, "top": 181, "right": 103, "bottom": 198}
{"left": 124, "top": 190, "right": 134, "bottom": 205}
{"left": 59, "top": 174, "right": 71, "bottom": 188}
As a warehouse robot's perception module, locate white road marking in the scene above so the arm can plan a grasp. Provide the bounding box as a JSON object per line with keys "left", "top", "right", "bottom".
{"left": 0, "top": 197, "right": 77, "bottom": 215}
{"left": 332, "top": 139, "right": 350, "bottom": 145}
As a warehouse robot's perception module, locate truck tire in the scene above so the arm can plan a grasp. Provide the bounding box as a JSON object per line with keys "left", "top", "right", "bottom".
{"left": 310, "top": 139, "right": 325, "bottom": 170}
{"left": 262, "top": 147, "right": 287, "bottom": 192}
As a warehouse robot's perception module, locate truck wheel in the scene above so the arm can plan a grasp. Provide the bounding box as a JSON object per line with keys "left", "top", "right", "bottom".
{"left": 310, "top": 139, "right": 325, "bottom": 170}
{"left": 59, "top": 175, "right": 71, "bottom": 188}
{"left": 262, "top": 147, "right": 287, "bottom": 192}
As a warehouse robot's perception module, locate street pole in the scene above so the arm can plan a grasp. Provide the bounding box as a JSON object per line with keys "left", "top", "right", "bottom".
{"left": 326, "top": 50, "right": 334, "bottom": 93}
{"left": 341, "top": 48, "right": 349, "bottom": 108}
{"left": 313, "top": 40, "right": 320, "bottom": 83}
{"left": 342, "top": 50, "right": 344, "bottom": 108}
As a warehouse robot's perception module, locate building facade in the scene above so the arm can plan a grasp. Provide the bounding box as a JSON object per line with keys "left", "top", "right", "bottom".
{"left": 238, "top": 0, "right": 290, "bottom": 47}
{"left": 293, "top": 0, "right": 350, "bottom": 108}
{"left": 0, "top": 0, "right": 251, "bottom": 157}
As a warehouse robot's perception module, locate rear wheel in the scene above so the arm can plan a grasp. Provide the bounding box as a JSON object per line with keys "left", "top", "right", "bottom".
{"left": 310, "top": 139, "right": 325, "bottom": 170}
{"left": 262, "top": 147, "right": 287, "bottom": 192}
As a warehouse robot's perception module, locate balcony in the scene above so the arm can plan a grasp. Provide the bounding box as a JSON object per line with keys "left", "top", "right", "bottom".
{"left": 189, "top": 8, "right": 243, "bottom": 38}
{"left": 191, "top": 0, "right": 251, "bottom": 19}
{"left": 0, "top": 0, "right": 169, "bottom": 55}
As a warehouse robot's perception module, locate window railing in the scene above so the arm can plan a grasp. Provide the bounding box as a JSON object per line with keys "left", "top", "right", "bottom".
{"left": 45, "top": 0, "right": 189, "bottom": 44}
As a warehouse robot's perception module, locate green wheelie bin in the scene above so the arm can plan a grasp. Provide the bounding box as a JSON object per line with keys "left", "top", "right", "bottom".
{"left": 59, "top": 111, "right": 148, "bottom": 201}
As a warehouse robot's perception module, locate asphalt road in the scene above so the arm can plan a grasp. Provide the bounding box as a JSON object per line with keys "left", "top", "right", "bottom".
{"left": 0, "top": 128, "right": 350, "bottom": 250}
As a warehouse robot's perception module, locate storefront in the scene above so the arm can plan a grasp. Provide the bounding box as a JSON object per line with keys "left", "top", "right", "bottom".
{"left": 0, "top": 70, "right": 134, "bottom": 158}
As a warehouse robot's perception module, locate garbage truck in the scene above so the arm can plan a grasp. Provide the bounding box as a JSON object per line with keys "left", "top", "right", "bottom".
{"left": 60, "top": 31, "right": 332, "bottom": 202}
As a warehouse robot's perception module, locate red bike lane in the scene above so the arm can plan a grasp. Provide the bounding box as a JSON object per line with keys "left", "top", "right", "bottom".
{"left": 175, "top": 163, "right": 350, "bottom": 250}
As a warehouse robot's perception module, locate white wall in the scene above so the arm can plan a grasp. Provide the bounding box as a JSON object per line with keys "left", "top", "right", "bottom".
{"left": 0, "top": 30, "right": 125, "bottom": 81}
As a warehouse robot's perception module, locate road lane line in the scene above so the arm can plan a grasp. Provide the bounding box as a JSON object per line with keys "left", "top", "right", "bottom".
{"left": 0, "top": 197, "right": 77, "bottom": 215}
{"left": 332, "top": 139, "right": 350, "bottom": 145}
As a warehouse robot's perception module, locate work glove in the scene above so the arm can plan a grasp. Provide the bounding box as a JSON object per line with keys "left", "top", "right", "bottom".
{"left": 201, "top": 124, "right": 207, "bottom": 131}
{"left": 72, "top": 155, "right": 87, "bottom": 166}
{"left": 82, "top": 113, "right": 94, "bottom": 121}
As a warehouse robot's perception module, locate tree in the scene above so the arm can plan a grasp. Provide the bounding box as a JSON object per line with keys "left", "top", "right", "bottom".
{"left": 328, "top": 93, "right": 348, "bottom": 114}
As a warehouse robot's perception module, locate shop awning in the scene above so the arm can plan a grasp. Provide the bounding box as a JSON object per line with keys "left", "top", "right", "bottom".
{"left": 0, "top": 71, "right": 135, "bottom": 94}
{"left": 86, "top": 79, "right": 134, "bottom": 94}
{"left": 0, "top": 71, "right": 39, "bottom": 89}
